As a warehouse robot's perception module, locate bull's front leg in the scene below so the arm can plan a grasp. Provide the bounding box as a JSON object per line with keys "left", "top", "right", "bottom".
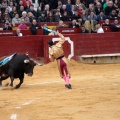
{"left": 9, "top": 69, "right": 14, "bottom": 87}
{"left": 15, "top": 74, "right": 24, "bottom": 89}
{"left": 10, "top": 76, "right": 14, "bottom": 87}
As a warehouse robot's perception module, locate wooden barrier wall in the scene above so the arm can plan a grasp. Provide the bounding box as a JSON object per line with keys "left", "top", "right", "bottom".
{"left": 0, "top": 32, "right": 120, "bottom": 63}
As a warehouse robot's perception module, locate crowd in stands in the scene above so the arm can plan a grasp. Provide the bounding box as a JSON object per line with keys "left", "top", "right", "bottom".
{"left": 0, "top": 0, "right": 120, "bottom": 35}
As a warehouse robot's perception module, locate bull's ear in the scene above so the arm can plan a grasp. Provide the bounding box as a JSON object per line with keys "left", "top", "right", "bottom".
{"left": 24, "top": 59, "right": 30, "bottom": 63}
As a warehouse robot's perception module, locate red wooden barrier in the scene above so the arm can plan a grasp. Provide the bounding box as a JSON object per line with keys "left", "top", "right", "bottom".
{"left": 0, "top": 29, "right": 44, "bottom": 37}
{"left": 0, "top": 36, "right": 44, "bottom": 59}
{"left": 0, "top": 32, "right": 120, "bottom": 63}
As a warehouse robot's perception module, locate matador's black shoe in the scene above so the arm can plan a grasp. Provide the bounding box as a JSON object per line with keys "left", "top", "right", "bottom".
{"left": 65, "top": 84, "right": 72, "bottom": 89}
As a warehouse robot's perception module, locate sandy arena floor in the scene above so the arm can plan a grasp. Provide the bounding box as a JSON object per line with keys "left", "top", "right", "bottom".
{"left": 0, "top": 59, "right": 120, "bottom": 120}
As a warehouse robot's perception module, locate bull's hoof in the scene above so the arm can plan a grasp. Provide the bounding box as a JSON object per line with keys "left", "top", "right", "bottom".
{"left": 14, "top": 85, "right": 20, "bottom": 89}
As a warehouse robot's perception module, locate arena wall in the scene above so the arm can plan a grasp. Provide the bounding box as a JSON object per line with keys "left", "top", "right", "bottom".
{"left": 0, "top": 32, "right": 120, "bottom": 63}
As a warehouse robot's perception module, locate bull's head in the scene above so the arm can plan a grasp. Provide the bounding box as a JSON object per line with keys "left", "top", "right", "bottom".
{"left": 24, "top": 59, "right": 36, "bottom": 76}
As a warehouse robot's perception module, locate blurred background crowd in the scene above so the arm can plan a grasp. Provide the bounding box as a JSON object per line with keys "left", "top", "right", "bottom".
{"left": 0, "top": 0, "right": 120, "bottom": 33}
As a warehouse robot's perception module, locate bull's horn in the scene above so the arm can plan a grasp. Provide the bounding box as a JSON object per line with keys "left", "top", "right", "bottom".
{"left": 24, "top": 59, "right": 30, "bottom": 63}
{"left": 30, "top": 59, "right": 43, "bottom": 66}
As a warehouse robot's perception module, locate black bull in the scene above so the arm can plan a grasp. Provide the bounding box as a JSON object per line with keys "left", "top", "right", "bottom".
{"left": 0, "top": 54, "right": 36, "bottom": 89}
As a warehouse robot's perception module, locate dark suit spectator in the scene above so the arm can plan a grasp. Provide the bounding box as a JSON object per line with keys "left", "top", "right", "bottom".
{"left": 95, "top": 2, "right": 103, "bottom": 15}
{"left": 16, "top": 0, "right": 24, "bottom": 11}
{"left": 60, "top": 11, "right": 70, "bottom": 21}
{"left": 18, "top": 5, "right": 25, "bottom": 18}
{"left": 53, "top": 10, "right": 60, "bottom": 22}
{"left": 108, "top": 9, "right": 118, "bottom": 20}
{"left": 37, "top": 11, "right": 47, "bottom": 22}
{"left": 9, "top": 6, "right": 18, "bottom": 19}
{"left": 2, "top": 20, "right": 12, "bottom": 30}
{"left": 60, "top": 4, "right": 68, "bottom": 16}
{"left": 44, "top": 4, "right": 50, "bottom": 17}
{"left": 105, "top": 1, "right": 117, "bottom": 17}
{"left": 102, "top": 19, "right": 111, "bottom": 26}
{"left": 1, "top": 0, "right": 8, "bottom": 13}
{"left": 97, "top": 11, "right": 107, "bottom": 21}
{"left": 29, "top": 19, "right": 42, "bottom": 35}
{"left": 110, "top": 19, "right": 120, "bottom": 31}
{"left": 28, "top": 12, "right": 35, "bottom": 23}
{"left": 27, "top": 5, "right": 37, "bottom": 18}
{"left": 69, "top": 19, "right": 79, "bottom": 28}
{"left": 80, "top": 26, "right": 89, "bottom": 33}
{"left": 46, "top": 11, "right": 54, "bottom": 22}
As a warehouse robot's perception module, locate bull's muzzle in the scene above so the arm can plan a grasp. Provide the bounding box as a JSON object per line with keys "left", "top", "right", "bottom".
{"left": 27, "top": 73, "right": 33, "bottom": 76}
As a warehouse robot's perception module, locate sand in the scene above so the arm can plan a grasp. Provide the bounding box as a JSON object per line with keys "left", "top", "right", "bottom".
{"left": 0, "top": 59, "right": 120, "bottom": 120}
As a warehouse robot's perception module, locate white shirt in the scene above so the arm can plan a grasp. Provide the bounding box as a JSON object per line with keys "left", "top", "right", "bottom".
{"left": 97, "top": 27, "right": 104, "bottom": 33}
{"left": 17, "top": 33, "right": 23, "bottom": 36}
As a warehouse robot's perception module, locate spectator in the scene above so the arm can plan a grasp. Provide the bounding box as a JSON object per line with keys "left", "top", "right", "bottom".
{"left": 9, "top": 6, "right": 18, "bottom": 19}
{"left": 97, "top": 11, "right": 107, "bottom": 21}
{"left": 105, "top": 1, "right": 117, "bottom": 17}
{"left": 0, "top": 11, "right": 4, "bottom": 23}
{"left": 81, "top": 10, "right": 88, "bottom": 24}
{"left": 3, "top": 12, "right": 11, "bottom": 22}
{"left": 102, "top": 19, "right": 111, "bottom": 26}
{"left": 70, "top": 5, "right": 76, "bottom": 18}
{"left": 8, "top": 1, "right": 14, "bottom": 13}
{"left": 18, "top": 18, "right": 27, "bottom": 30}
{"left": 1, "top": 0, "right": 8, "bottom": 13}
{"left": 110, "top": 19, "right": 120, "bottom": 31}
{"left": 2, "top": 19, "right": 12, "bottom": 30}
{"left": 27, "top": 12, "right": 35, "bottom": 23}
{"left": 15, "top": 28, "right": 23, "bottom": 36}
{"left": 12, "top": 14, "right": 21, "bottom": 27}
{"left": 103, "top": 0, "right": 109, "bottom": 11}
{"left": 72, "top": 11, "right": 82, "bottom": 22}
{"left": 87, "top": 11, "right": 97, "bottom": 24}
{"left": 69, "top": 19, "right": 79, "bottom": 28}
{"left": 117, "top": 10, "right": 120, "bottom": 20}
{"left": 108, "top": 9, "right": 118, "bottom": 20}
{"left": 60, "top": 11, "right": 70, "bottom": 21}
{"left": 17, "top": 0, "right": 23, "bottom": 12}
{"left": 37, "top": 11, "right": 47, "bottom": 22}
{"left": 56, "top": 20, "right": 68, "bottom": 28}
{"left": 22, "top": 0, "right": 32, "bottom": 10}
{"left": 95, "top": 2, "right": 102, "bottom": 15}
{"left": 60, "top": 4, "right": 68, "bottom": 16}
{"left": 25, "top": 0, "right": 32, "bottom": 10}
{"left": 37, "top": 6, "right": 42, "bottom": 18}
{"left": 87, "top": 3, "right": 95, "bottom": 15}
{"left": 27, "top": 5, "right": 37, "bottom": 18}
{"left": 95, "top": 23, "right": 104, "bottom": 33}
{"left": 29, "top": 19, "right": 42, "bottom": 35}
{"left": 74, "top": 0, "right": 86, "bottom": 11}
{"left": 57, "top": 0, "right": 63, "bottom": 9}
{"left": 80, "top": 26, "right": 89, "bottom": 33}
{"left": 18, "top": 5, "right": 25, "bottom": 18}
{"left": 44, "top": 4, "right": 50, "bottom": 17}
{"left": 46, "top": 11, "right": 54, "bottom": 22}
{"left": 21, "top": 11, "right": 30, "bottom": 23}
{"left": 77, "top": 4, "right": 84, "bottom": 15}
{"left": 53, "top": 10, "right": 61, "bottom": 22}
{"left": 66, "top": 0, "right": 72, "bottom": 11}
{"left": 42, "top": 23, "right": 51, "bottom": 35}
